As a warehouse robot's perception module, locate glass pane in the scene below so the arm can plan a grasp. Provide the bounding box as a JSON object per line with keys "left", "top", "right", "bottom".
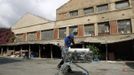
{"left": 97, "top": 4, "right": 108, "bottom": 12}
{"left": 84, "top": 24, "right": 94, "bottom": 36}
{"left": 118, "top": 19, "right": 131, "bottom": 34}
{"left": 69, "top": 26, "right": 78, "bottom": 36}
{"left": 16, "top": 34, "right": 24, "bottom": 42}
{"left": 98, "top": 22, "right": 110, "bottom": 35}
{"left": 59, "top": 28, "right": 66, "bottom": 39}
{"left": 84, "top": 7, "right": 94, "bottom": 14}
{"left": 69, "top": 10, "right": 78, "bottom": 16}
{"left": 41, "top": 30, "right": 53, "bottom": 40}
{"left": 116, "top": 1, "right": 129, "bottom": 9}
{"left": 27, "top": 32, "right": 36, "bottom": 41}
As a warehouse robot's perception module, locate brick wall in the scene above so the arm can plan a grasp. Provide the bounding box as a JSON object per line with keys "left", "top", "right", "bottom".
{"left": 109, "top": 20, "right": 118, "bottom": 34}
{"left": 78, "top": 25, "right": 84, "bottom": 37}
{"left": 54, "top": 28, "right": 58, "bottom": 39}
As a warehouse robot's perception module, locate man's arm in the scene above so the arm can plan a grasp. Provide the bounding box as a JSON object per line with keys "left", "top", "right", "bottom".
{"left": 71, "top": 38, "right": 75, "bottom": 45}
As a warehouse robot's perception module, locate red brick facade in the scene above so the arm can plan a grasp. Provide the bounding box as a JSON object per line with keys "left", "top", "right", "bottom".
{"left": 110, "top": 20, "right": 118, "bottom": 34}
{"left": 78, "top": 25, "right": 84, "bottom": 37}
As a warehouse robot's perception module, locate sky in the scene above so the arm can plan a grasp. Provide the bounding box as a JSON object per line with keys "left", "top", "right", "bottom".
{"left": 0, "top": 0, "right": 69, "bottom": 28}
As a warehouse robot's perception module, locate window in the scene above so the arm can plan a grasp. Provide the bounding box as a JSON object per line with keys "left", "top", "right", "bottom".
{"left": 69, "top": 26, "right": 78, "bottom": 36}
{"left": 84, "top": 24, "right": 94, "bottom": 36}
{"left": 115, "top": 0, "right": 129, "bottom": 9}
{"left": 97, "top": 4, "right": 108, "bottom": 12}
{"left": 27, "top": 32, "right": 36, "bottom": 41}
{"left": 84, "top": 7, "right": 94, "bottom": 15}
{"left": 59, "top": 27, "right": 66, "bottom": 39}
{"left": 117, "top": 19, "right": 131, "bottom": 34}
{"left": 69, "top": 10, "right": 78, "bottom": 17}
{"left": 16, "top": 34, "right": 24, "bottom": 42}
{"left": 98, "top": 22, "right": 110, "bottom": 35}
{"left": 41, "top": 29, "right": 53, "bottom": 40}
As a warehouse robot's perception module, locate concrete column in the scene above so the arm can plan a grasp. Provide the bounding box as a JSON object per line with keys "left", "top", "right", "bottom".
{"left": 50, "top": 45, "right": 53, "bottom": 59}
{"left": 20, "top": 47, "right": 23, "bottom": 57}
{"left": 131, "top": 19, "right": 134, "bottom": 33}
{"left": 6, "top": 47, "right": 8, "bottom": 56}
{"left": 105, "top": 44, "right": 108, "bottom": 61}
{"left": 109, "top": 2, "right": 116, "bottom": 11}
{"left": 1, "top": 48, "right": 3, "bottom": 56}
{"left": 39, "top": 45, "right": 41, "bottom": 58}
{"left": 29, "top": 45, "right": 31, "bottom": 58}
{"left": 66, "top": 27, "right": 69, "bottom": 36}
{"left": 25, "top": 33, "right": 28, "bottom": 42}
{"left": 94, "top": 23, "right": 98, "bottom": 36}
{"left": 94, "top": 6, "right": 97, "bottom": 13}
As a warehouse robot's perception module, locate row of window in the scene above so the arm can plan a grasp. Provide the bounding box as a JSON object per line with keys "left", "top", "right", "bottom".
{"left": 69, "top": 0, "right": 130, "bottom": 17}
{"left": 16, "top": 19, "right": 132, "bottom": 42}
{"left": 85, "top": 19, "right": 131, "bottom": 36}
{"left": 59, "top": 19, "right": 131, "bottom": 39}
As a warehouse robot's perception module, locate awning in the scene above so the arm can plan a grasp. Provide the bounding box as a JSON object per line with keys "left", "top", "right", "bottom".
{"left": 84, "top": 34, "right": 134, "bottom": 44}
{"left": 0, "top": 40, "right": 64, "bottom": 46}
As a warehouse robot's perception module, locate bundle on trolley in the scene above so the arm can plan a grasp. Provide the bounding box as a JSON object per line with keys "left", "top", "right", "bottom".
{"left": 67, "top": 48, "right": 93, "bottom": 63}
{"left": 56, "top": 48, "right": 92, "bottom": 75}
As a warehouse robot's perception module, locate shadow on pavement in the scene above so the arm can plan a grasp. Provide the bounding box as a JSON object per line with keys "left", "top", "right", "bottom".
{"left": 126, "top": 62, "right": 134, "bottom": 69}
{"left": 0, "top": 57, "right": 22, "bottom": 65}
{"left": 65, "top": 71, "right": 83, "bottom": 75}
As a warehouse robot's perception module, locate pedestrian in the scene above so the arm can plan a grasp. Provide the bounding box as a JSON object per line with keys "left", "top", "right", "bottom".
{"left": 57, "top": 30, "right": 78, "bottom": 72}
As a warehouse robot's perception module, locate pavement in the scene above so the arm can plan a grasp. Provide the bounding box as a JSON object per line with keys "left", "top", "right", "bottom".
{"left": 0, "top": 57, "right": 134, "bottom": 75}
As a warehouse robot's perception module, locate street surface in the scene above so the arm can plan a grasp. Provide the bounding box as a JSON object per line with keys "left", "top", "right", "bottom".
{"left": 0, "top": 57, "right": 134, "bottom": 75}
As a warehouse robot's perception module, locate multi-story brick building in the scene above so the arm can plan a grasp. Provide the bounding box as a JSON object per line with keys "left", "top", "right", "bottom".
{"left": 0, "top": 0, "right": 134, "bottom": 60}
{"left": 55, "top": 0, "right": 134, "bottom": 60}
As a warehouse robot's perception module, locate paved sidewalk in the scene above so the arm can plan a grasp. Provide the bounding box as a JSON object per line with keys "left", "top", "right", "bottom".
{"left": 0, "top": 57, "right": 134, "bottom": 75}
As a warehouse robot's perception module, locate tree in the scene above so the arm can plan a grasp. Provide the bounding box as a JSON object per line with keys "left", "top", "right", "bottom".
{"left": 86, "top": 45, "right": 100, "bottom": 61}
{"left": 0, "top": 28, "right": 15, "bottom": 44}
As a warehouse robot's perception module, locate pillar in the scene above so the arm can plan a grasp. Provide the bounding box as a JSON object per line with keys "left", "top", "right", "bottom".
{"left": 29, "top": 45, "right": 31, "bottom": 58}
{"left": 109, "top": 20, "right": 118, "bottom": 34}
{"left": 39, "top": 45, "right": 41, "bottom": 58}
{"left": 50, "top": 45, "right": 53, "bottom": 59}
{"left": 78, "top": 24, "right": 84, "bottom": 37}
{"left": 1, "top": 48, "right": 3, "bottom": 56}
{"left": 94, "top": 23, "right": 98, "bottom": 36}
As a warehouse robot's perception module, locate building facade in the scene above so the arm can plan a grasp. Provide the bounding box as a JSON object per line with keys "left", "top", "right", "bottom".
{"left": 56, "top": 0, "right": 134, "bottom": 37}
{"left": 0, "top": 0, "right": 134, "bottom": 60}
{"left": 55, "top": 0, "right": 134, "bottom": 60}
{"left": 0, "top": 13, "right": 61, "bottom": 58}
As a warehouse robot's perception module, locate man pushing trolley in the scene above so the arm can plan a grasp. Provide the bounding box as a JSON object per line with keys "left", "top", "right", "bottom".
{"left": 56, "top": 30, "right": 92, "bottom": 75}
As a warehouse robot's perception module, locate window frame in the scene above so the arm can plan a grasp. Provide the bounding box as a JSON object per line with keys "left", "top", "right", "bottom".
{"left": 97, "top": 4, "right": 109, "bottom": 12}
{"left": 115, "top": 0, "right": 130, "bottom": 9}
{"left": 84, "top": 24, "right": 95, "bottom": 36}
{"left": 59, "top": 27, "right": 66, "bottom": 39}
{"left": 83, "top": 7, "right": 94, "bottom": 15}
{"left": 69, "top": 10, "right": 78, "bottom": 17}
{"left": 98, "top": 22, "right": 110, "bottom": 35}
{"left": 41, "top": 29, "right": 54, "bottom": 40}
{"left": 117, "top": 19, "right": 132, "bottom": 34}
{"left": 15, "top": 34, "right": 24, "bottom": 42}
{"left": 27, "top": 32, "right": 36, "bottom": 41}
{"left": 69, "top": 26, "right": 78, "bottom": 36}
